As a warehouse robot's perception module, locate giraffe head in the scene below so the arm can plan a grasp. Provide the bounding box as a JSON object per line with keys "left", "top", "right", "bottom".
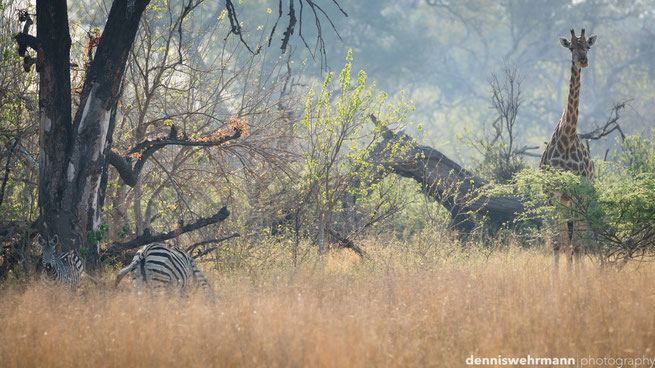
{"left": 559, "top": 28, "right": 597, "bottom": 68}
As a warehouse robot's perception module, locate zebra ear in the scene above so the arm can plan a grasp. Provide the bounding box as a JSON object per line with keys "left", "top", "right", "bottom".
{"left": 38, "top": 235, "right": 47, "bottom": 247}
{"left": 51, "top": 235, "right": 59, "bottom": 247}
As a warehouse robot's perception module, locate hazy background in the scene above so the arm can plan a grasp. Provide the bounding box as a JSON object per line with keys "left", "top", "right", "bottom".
{"left": 242, "top": 0, "right": 655, "bottom": 163}
{"left": 67, "top": 0, "right": 655, "bottom": 165}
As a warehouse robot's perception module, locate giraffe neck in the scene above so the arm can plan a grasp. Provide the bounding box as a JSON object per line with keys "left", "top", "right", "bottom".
{"left": 561, "top": 62, "right": 581, "bottom": 138}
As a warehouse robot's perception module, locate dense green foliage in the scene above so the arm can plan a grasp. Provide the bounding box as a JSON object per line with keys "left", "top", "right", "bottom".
{"left": 488, "top": 134, "right": 655, "bottom": 265}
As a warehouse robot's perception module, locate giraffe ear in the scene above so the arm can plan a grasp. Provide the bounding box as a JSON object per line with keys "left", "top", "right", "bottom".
{"left": 587, "top": 35, "right": 597, "bottom": 47}
{"left": 559, "top": 37, "right": 571, "bottom": 48}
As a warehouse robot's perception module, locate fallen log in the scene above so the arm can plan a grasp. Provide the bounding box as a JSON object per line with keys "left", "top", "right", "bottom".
{"left": 370, "top": 115, "right": 527, "bottom": 233}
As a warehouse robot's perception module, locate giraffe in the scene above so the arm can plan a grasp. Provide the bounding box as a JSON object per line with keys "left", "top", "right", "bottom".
{"left": 540, "top": 29, "right": 597, "bottom": 275}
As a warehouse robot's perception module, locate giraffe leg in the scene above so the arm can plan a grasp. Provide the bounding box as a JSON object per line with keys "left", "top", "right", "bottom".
{"left": 553, "top": 215, "right": 571, "bottom": 282}
{"left": 556, "top": 198, "right": 575, "bottom": 275}
{"left": 564, "top": 221, "right": 574, "bottom": 275}
{"left": 552, "top": 195, "right": 567, "bottom": 283}
{"left": 573, "top": 218, "right": 587, "bottom": 274}
{"left": 553, "top": 232, "right": 561, "bottom": 283}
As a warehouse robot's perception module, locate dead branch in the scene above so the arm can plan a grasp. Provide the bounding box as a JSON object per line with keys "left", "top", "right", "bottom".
{"left": 513, "top": 145, "right": 540, "bottom": 157}
{"left": 369, "top": 115, "right": 528, "bottom": 232}
{"left": 14, "top": 10, "right": 38, "bottom": 72}
{"left": 102, "top": 206, "right": 230, "bottom": 257}
{"left": 186, "top": 232, "right": 240, "bottom": 254}
{"left": 579, "top": 101, "right": 628, "bottom": 141}
{"left": 267, "top": 0, "right": 346, "bottom": 70}
{"left": 192, "top": 246, "right": 218, "bottom": 259}
{"left": 225, "top": 0, "right": 259, "bottom": 54}
{"left": 108, "top": 124, "right": 242, "bottom": 187}
{"left": 326, "top": 228, "right": 366, "bottom": 257}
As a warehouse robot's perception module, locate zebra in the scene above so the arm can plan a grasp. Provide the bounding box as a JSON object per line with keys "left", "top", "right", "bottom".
{"left": 39, "top": 235, "right": 95, "bottom": 289}
{"left": 114, "top": 243, "right": 214, "bottom": 296}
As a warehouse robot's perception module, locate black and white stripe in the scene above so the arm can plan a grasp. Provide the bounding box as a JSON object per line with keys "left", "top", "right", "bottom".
{"left": 115, "top": 243, "right": 214, "bottom": 296}
{"left": 39, "top": 235, "right": 85, "bottom": 289}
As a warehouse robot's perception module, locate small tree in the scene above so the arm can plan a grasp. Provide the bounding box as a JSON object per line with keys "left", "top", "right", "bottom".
{"left": 467, "top": 65, "right": 534, "bottom": 184}
{"left": 296, "top": 50, "right": 414, "bottom": 254}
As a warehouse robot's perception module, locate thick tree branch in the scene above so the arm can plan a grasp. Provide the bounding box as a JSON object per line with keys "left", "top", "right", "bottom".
{"left": 108, "top": 124, "right": 242, "bottom": 187}
{"left": 102, "top": 206, "right": 230, "bottom": 257}
{"left": 73, "top": 0, "right": 150, "bottom": 110}
{"left": 14, "top": 33, "right": 38, "bottom": 55}
{"left": 281, "top": 0, "right": 297, "bottom": 53}
{"left": 14, "top": 10, "right": 38, "bottom": 72}
{"left": 369, "top": 115, "right": 527, "bottom": 232}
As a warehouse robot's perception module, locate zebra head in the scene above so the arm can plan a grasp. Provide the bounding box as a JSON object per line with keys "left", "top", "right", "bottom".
{"left": 39, "top": 234, "right": 59, "bottom": 280}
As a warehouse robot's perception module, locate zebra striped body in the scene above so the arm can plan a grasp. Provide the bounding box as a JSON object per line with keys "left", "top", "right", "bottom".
{"left": 39, "top": 235, "right": 85, "bottom": 289}
{"left": 115, "top": 244, "right": 214, "bottom": 296}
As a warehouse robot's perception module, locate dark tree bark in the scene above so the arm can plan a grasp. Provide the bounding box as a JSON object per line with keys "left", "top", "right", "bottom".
{"left": 370, "top": 117, "right": 527, "bottom": 233}
{"left": 29, "top": 0, "right": 152, "bottom": 263}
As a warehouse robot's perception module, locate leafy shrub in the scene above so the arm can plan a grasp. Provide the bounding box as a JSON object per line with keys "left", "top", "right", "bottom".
{"left": 488, "top": 133, "right": 655, "bottom": 266}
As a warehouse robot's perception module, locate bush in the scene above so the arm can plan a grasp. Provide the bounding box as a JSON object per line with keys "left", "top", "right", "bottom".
{"left": 487, "top": 135, "right": 655, "bottom": 267}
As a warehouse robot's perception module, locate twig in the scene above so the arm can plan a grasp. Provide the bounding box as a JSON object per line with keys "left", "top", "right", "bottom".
{"left": 579, "top": 101, "right": 628, "bottom": 141}
{"left": 186, "top": 232, "right": 240, "bottom": 254}
{"left": 513, "top": 145, "right": 540, "bottom": 157}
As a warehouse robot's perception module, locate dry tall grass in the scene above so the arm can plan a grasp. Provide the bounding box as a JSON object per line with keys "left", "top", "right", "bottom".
{"left": 1, "top": 242, "right": 654, "bottom": 367}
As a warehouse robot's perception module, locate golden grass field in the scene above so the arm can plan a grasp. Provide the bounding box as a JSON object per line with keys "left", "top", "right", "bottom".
{"left": 1, "top": 240, "right": 654, "bottom": 367}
